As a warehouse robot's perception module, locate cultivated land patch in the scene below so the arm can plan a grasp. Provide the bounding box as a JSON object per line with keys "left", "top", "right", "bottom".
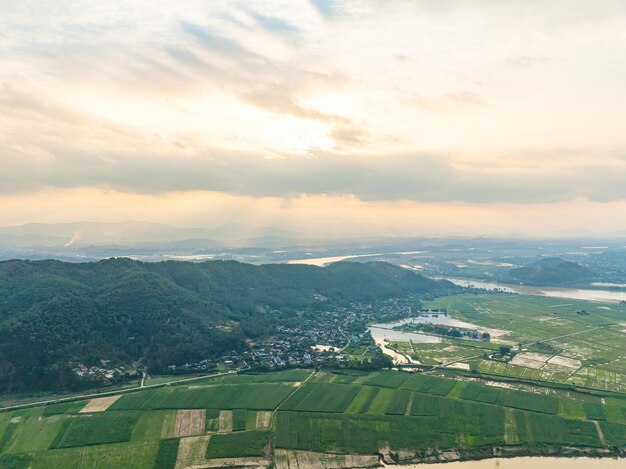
{"left": 0, "top": 368, "right": 625, "bottom": 466}
{"left": 79, "top": 395, "right": 122, "bottom": 413}
{"left": 256, "top": 411, "right": 272, "bottom": 430}
{"left": 174, "top": 409, "right": 206, "bottom": 437}
{"left": 510, "top": 352, "right": 552, "bottom": 369}
{"left": 274, "top": 449, "right": 379, "bottom": 469}
{"left": 424, "top": 294, "right": 626, "bottom": 392}
{"left": 175, "top": 434, "right": 210, "bottom": 469}
{"left": 548, "top": 355, "right": 581, "bottom": 369}
{"left": 218, "top": 410, "right": 233, "bottom": 433}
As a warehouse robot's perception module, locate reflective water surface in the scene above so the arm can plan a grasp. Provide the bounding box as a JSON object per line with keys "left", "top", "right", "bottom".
{"left": 446, "top": 278, "right": 626, "bottom": 303}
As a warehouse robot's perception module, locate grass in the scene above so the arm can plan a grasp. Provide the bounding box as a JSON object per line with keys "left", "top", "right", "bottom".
{"left": 205, "top": 431, "right": 268, "bottom": 458}
{"left": 384, "top": 390, "right": 411, "bottom": 415}
{"left": 460, "top": 382, "right": 501, "bottom": 404}
{"left": 232, "top": 409, "right": 247, "bottom": 431}
{"left": 345, "top": 386, "right": 379, "bottom": 414}
{"left": 496, "top": 389, "right": 558, "bottom": 414}
{"left": 600, "top": 421, "right": 626, "bottom": 447}
{"left": 281, "top": 383, "right": 360, "bottom": 413}
{"left": 31, "top": 441, "right": 160, "bottom": 468}
{"left": 154, "top": 438, "right": 180, "bottom": 469}
{"left": 111, "top": 383, "right": 295, "bottom": 411}
{"left": 583, "top": 402, "right": 607, "bottom": 421}
{"left": 48, "top": 413, "right": 138, "bottom": 449}
{"left": 401, "top": 374, "right": 457, "bottom": 396}
{"left": 363, "top": 371, "right": 410, "bottom": 388}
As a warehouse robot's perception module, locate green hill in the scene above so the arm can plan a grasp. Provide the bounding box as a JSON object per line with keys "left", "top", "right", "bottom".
{"left": 502, "top": 257, "right": 594, "bottom": 286}
{"left": 0, "top": 259, "right": 451, "bottom": 392}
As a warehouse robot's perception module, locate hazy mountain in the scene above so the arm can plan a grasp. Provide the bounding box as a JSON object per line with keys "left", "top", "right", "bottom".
{"left": 502, "top": 257, "right": 594, "bottom": 286}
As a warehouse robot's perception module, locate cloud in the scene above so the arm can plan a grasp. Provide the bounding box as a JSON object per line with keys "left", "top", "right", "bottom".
{"left": 2, "top": 0, "right": 626, "bottom": 219}
{"left": 1, "top": 86, "right": 625, "bottom": 204}
{"left": 247, "top": 11, "right": 301, "bottom": 34}
{"left": 309, "top": 0, "right": 338, "bottom": 17}
{"left": 409, "top": 92, "right": 486, "bottom": 113}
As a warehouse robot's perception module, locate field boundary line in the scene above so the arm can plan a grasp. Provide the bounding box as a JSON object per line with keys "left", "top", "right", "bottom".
{"left": 0, "top": 370, "right": 237, "bottom": 413}
{"left": 269, "top": 369, "right": 316, "bottom": 429}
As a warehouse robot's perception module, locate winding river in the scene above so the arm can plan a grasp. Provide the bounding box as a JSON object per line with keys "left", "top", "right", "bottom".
{"left": 446, "top": 278, "right": 626, "bottom": 303}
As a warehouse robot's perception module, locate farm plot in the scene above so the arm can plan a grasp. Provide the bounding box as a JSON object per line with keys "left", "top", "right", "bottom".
{"left": 48, "top": 412, "right": 138, "bottom": 449}
{"left": 0, "top": 368, "right": 625, "bottom": 464}
{"left": 401, "top": 374, "right": 456, "bottom": 396}
{"left": 79, "top": 395, "right": 122, "bottom": 413}
{"left": 496, "top": 389, "right": 558, "bottom": 414}
{"left": 583, "top": 402, "right": 607, "bottom": 421}
{"left": 155, "top": 438, "right": 180, "bottom": 469}
{"left": 232, "top": 409, "right": 247, "bottom": 431}
{"left": 204, "top": 431, "right": 268, "bottom": 458}
{"left": 274, "top": 449, "right": 379, "bottom": 469}
{"left": 1, "top": 414, "right": 69, "bottom": 453}
{"left": 345, "top": 386, "right": 380, "bottom": 414}
{"left": 29, "top": 441, "right": 161, "bottom": 469}
{"left": 281, "top": 383, "right": 360, "bottom": 413}
{"left": 131, "top": 410, "right": 171, "bottom": 442}
{"left": 111, "top": 383, "right": 295, "bottom": 411}
{"left": 174, "top": 409, "right": 206, "bottom": 437}
{"left": 255, "top": 411, "right": 272, "bottom": 430}
{"left": 460, "top": 382, "right": 501, "bottom": 404}
{"left": 363, "top": 371, "right": 410, "bottom": 388}
{"left": 509, "top": 352, "right": 552, "bottom": 369}
{"left": 175, "top": 435, "right": 210, "bottom": 469}
{"left": 384, "top": 390, "right": 412, "bottom": 415}
{"left": 218, "top": 410, "right": 233, "bottom": 433}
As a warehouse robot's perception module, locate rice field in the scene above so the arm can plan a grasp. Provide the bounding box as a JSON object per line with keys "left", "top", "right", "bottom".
{"left": 0, "top": 368, "right": 624, "bottom": 467}
{"left": 419, "top": 294, "right": 626, "bottom": 392}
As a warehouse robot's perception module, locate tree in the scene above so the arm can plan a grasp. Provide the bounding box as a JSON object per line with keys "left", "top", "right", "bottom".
{"left": 499, "top": 346, "right": 511, "bottom": 355}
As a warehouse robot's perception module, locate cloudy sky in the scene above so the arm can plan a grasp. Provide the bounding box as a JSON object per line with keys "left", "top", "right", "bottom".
{"left": 2, "top": 0, "right": 626, "bottom": 236}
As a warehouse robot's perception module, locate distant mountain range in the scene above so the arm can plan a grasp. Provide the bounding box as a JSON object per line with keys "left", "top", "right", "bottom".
{"left": 0, "top": 221, "right": 303, "bottom": 247}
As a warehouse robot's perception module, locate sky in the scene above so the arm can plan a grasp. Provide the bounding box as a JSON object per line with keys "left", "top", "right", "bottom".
{"left": 1, "top": 0, "right": 626, "bottom": 237}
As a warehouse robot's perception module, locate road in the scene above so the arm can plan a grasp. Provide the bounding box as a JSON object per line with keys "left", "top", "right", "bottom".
{"left": 0, "top": 370, "right": 237, "bottom": 413}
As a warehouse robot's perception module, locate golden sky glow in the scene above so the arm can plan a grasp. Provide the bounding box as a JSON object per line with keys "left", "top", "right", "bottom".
{"left": 2, "top": 1, "right": 626, "bottom": 236}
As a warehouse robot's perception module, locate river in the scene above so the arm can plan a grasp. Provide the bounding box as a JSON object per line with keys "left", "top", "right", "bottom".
{"left": 287, "top": 251, "right": 426, "bottom": 267}
{"left": 446, "top": 278, "right": 626, "bottom": 303}
{"left": 403, "top": 456, "right": 625, "bottom": 468}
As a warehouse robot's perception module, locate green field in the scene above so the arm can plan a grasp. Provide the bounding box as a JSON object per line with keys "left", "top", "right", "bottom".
{"left": 416, "top": 294, "right": 626, "bottom": 393}
{"left": 0, "top": 369, "right": 624, "bottom": 467}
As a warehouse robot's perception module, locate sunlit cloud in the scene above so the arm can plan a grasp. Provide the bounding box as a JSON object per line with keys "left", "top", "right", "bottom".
{"left": 1, "top": 0, "right": 626, "bottom": 234}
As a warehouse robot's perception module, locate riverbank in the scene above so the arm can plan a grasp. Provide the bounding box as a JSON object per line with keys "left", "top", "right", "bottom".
{"left": 380, "top": 445, "right": 625, "bottom": 466}
{"left": 444, "top": 278, "right": 626, "bottom": 303}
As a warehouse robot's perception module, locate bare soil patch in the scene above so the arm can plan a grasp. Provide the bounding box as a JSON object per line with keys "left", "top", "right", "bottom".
{"left": 218, "top": 410, "right": 233, "bottom": 433}
{"left": 174, "top": 409, "right": 206, "bottom": 437}
{"left": 274, "top": 449, "right": 378, "bottom": 469}
{"left": 79, "top": 395, "right": 122, "bottom": 413}
{"left": 255, "top": 411, "right": 272, "bottom": 430}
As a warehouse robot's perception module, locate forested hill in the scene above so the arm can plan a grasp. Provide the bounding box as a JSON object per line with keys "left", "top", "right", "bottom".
{"left": 502, "top": 257, "right": 594, "bottom": 286}
{"left": 0, "top": 259, "right": 453, "bottom": 392}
